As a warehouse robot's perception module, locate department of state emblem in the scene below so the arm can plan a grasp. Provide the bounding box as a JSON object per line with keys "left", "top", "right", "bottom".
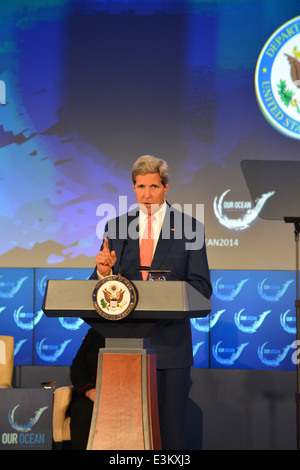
{"left": 92, "top": 275, "right": 137, "bottom": 320}
{"left": 255, "top": 16, "right": 300, "bottom": 139}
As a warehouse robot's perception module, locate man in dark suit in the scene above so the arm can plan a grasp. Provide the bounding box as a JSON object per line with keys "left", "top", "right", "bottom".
{"left": 89, "top": 155, "right": 212, "bottom": 449}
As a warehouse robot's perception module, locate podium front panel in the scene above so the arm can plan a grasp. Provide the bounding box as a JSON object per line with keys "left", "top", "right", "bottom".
{"left": 43, "top": 279, "right": 211, "bottom": 319}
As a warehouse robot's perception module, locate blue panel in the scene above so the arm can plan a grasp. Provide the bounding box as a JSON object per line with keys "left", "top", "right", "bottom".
{"left": 190, "top": 317, "right": 209, "bottom": 368}
{"left": 0, "top": 267, "right": 298, "bottom": 371}
{"left": 209, "top": 270, "right": 297, "bottom": 371}
{"left": 0, "top": 268, "right": 34, "bottom": 366}
{"left": 34, "top": 268, "right": 91, "bottom": 366}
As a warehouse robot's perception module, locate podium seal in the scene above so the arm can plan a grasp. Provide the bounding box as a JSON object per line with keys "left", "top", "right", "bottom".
{"left": 255, "top": 16, "right": 300, "bottom": 139}
{"left": 92, "top": 275, "right": 137, "bottom": 320}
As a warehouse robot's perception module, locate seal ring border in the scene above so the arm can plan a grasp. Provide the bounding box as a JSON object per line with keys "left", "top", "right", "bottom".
{"left": 92, "top": 275, "right": 138, "bottom": 321}
{"left": 254, "top": 15, "right": 300, "bottom": 139}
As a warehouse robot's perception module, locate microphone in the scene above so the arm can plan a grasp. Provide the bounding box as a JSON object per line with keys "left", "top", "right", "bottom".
{"left": 136, "top": 266, "right": 178, "bottom": 280}
{"left": 118, "top": 240, "right": 128, "bottom": 275}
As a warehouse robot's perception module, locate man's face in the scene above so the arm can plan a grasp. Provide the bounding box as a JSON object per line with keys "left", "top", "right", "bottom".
{"left": 133, "top": 172, "right": 169, "bottom": 215}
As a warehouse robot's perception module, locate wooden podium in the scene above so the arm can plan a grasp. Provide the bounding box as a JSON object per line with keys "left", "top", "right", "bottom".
{"left": 43, "top": 280, "right": 211, "bottom": 450}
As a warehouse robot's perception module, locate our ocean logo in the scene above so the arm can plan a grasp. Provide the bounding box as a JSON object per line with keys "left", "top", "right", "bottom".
{"left": 212, "top": 341, "right": 248, "bottom": 366}
{"left": 234, "top": 308, "right": 271, "bottom": 333}
{"left": 257, "top": 278, "right": 294, "bottom": 302}
{"left": 36, "top": 338, "right": 71, "bottom": 362}
{"left": 212, "top": 277, "right": 248, "bottom": 301}
{"left": 255, "top": 16, "right": 300, "bottom": 139}
{"left": 2, "top": 404, "right": 48, "bottom": 446}
{"left": 213, "top": 189, "right": 275, "bottom": 231}
{"left": 257, "top": 342, "right": 293, "bottom": 367}
{"left": 14, "top": 307, "right": 43, "bottom": 330}
{"left": 8, "top": 405, "right": 48, "bottom": 432}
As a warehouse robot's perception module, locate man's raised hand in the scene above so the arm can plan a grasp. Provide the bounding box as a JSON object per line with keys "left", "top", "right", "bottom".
{"left": 95, "top": 238, "right": 117, "bottom": 277}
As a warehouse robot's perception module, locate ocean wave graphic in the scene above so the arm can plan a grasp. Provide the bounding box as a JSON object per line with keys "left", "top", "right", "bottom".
{"left": 213, "top": 277, "right": 248, "bottom": 301}
{"left": 13, "top": 307, "right": 43, "bottom": 330}
{"left": 212, "top": 341, "right": 248, "bottom": 366}
{"left": 8, "top": 405, "right": 48, "bottom": 432}
{"left": 234, "top": 308, "right": 271, "bottom": 333}
{"left": 258, "top": 278, "right": 294, "bottom": 302}
{"left": 257, "top": 342, "right": 292, "bottom": 367}
{"left": 36, "top": 338, "right": 71, "bottom": 362}
{"left": 213, "top": 189, "right": 275, "bottom": 231}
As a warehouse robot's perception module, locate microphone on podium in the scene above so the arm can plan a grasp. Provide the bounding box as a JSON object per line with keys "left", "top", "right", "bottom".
{"left": 136, "top": 266, "right": 178, "bottom": 280}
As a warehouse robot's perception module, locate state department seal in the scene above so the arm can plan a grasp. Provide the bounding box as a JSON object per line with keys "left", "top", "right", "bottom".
{"left": 92, "top": 275, "right": 137, "bottom": 321}
{"left": 255, "top": 16, "right": 300, "bottom": 139}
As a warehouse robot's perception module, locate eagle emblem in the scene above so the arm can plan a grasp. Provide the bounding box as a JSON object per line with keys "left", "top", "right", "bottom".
{"left": 255, "top": 15, "right": 300, "bottom": 139}
{"left": 276, "top": 48, "right": 300, "bottom": 113}
{"left": 102, "top": 284, "right": 126, "bottom": 310}
{"left": 285, "top": 47, "right": 300, "bottom": 87}
{"left": 92, "top": 275, "right": 137, "bottom": 321}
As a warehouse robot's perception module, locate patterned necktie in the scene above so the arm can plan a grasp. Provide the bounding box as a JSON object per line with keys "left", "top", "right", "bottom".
{"left": 140, "top": 215, "right": 154, "bottom": 280}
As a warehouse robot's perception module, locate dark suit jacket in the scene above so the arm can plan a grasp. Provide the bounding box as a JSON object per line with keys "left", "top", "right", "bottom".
{"left": 90, "top": 203, "right": 212, "bottom": 369}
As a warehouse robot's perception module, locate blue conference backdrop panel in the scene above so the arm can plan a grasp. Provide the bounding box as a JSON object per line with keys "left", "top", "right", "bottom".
{"left": 208, "top": 270, "right": 297, "bottom": 371}
{"left": 0, "top": 268, "right": 34, "bottom": 365}
{"left": 34, "top": 268, "right": 91, "bottom": 366}
{"left": 0, "top": 268, "right": 90, "bottom": 366}
{"left": 0, "top": 268, "right": 297, "bottom": 370}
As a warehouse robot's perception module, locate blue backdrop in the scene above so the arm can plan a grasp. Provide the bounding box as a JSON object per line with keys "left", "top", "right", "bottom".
{"left": 1, "top": 1, "right": 300, "bottom": 370}
{"left": 0, "top": 267, "right": 297, "bottom": 371}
